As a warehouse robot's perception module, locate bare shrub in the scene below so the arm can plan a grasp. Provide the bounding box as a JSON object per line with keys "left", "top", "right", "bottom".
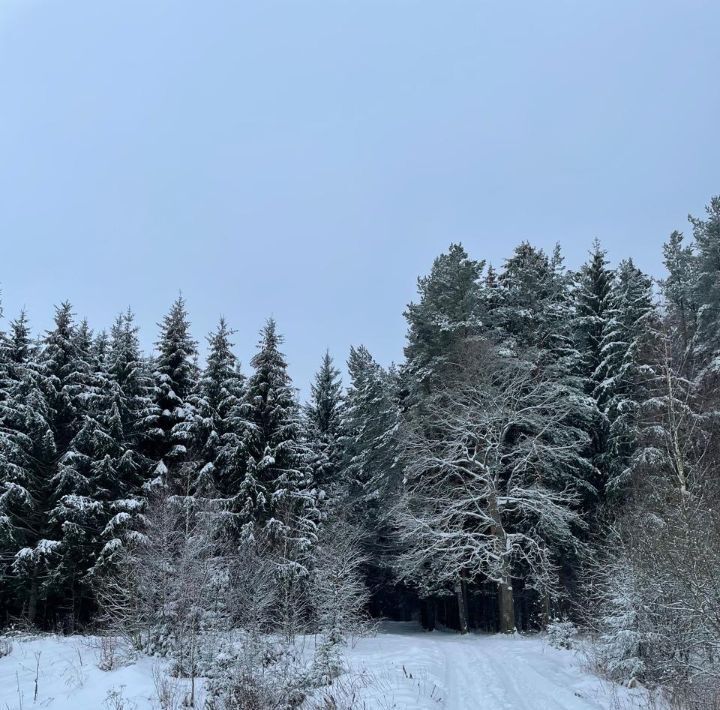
{"left": 92, "top": 634, "right": 128, "bottom": 671}
{"left": 151, "top": 664, "right": 185, "bottom": 710}
{"left": 104, "top": 685, "right": 138, "bottom": 710}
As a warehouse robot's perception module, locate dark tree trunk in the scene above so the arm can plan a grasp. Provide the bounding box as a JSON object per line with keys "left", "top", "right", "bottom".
{"left": 28, "top": 577, "right": 38, "bottom": 625}
{"left": 456, "top": 579, "right": 469, "bottom": 634}
{"left": 421, "top": 598, "right": 437, "bottom": 631}
{"left": 498, "top": 577, "right": 515, "bottom": 633}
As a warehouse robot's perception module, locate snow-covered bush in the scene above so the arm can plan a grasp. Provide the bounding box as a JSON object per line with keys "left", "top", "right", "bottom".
{"left": 594, "top": 558, "right": 645, "bottom": 686}
{"left": 204, "top": 636, "right": 310, "bottom": 710}
{"left": 546, "top": 618, "right": 577, "bottom": 650}
{"left": 592, "top": 502, "right": 720, "bottom": 704}
{"left": 0, "top": 637, "right": 12, "bottom": 658}
{"left": 309, "top": 519, "right": 371, "bottom": 685}
{"left": 94, "top": 490, "right": 235, "bottom": 708}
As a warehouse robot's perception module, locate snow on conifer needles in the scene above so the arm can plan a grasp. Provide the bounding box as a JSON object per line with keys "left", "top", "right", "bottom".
{"left": 1, "top": 197, "right": 720, "bottom": 707}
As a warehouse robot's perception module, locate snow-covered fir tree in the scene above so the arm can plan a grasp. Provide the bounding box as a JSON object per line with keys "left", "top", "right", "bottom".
{"left": 690, "top": 197, "right": 720, "bottom": 392}
{"left": 149, "top": 296, "right": 198, "bottom": 487}
{"left": 662, "top": 230, "right": 699, "bottom": 369}
{"left": 176, "top": 318, "right": 249, "bottom": 537}
{"left": 241, "top": 320, "right": 318, "bottom": 563}
{"left": 341, "top": 346, "right": 400, "bottom": 522}
{"left": 570, "top": 241, "right": 615, "bottom": 492}
{"left": 0, "top": 311, "right": 53, "bottom": 623}
{"left": 594, "top": 259, "right": 659, "bottom": 496}
{"left": 233, "top": 319, "right": 320, "bottom": 633}
{"left": 304, "top": 351, "right": 344, "bottom": 495}
{"left": 339, "top": 345, "right": 401, "bottom": 614}
{"left": 89, "top": 310, "right": 156, "bottom": 579}
{"left": 572, "top": 240, "right": 615, "bottom": 396}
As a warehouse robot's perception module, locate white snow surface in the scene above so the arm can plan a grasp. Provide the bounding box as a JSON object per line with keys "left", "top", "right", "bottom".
{"left": 327, "top": 622, "right": 651, "bottom": 709}
{"left": 0, "top": 623, "right": 651, "bottom": 709}
{"left": 0, "top": 634, "right": 197, "bottom": 710}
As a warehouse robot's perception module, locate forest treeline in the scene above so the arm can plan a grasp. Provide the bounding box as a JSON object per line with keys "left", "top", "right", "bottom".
{"left": 1, "top": 197, "right": 720, "bottom": 704}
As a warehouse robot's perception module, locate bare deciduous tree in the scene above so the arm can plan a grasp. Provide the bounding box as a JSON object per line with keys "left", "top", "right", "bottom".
{"left": 396, "top": 341, "right": 589, "bottom": 633}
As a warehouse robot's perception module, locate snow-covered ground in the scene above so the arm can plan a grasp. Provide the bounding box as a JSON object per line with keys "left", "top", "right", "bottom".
{"left": 0, "top": 634, "right": 198, "bottom": 709}
{"left": 322, "top": 622, "right": 651, "bottom": 709}
{"left": 0, "top": 623, "right": 650, "bottom": 710}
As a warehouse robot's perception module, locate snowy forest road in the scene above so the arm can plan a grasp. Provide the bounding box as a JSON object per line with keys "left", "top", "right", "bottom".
{"left": 339, "top": 622, "right": 648, "bottom": 710}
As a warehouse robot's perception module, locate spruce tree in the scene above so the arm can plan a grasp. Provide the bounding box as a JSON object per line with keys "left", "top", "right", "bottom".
{"left": 90, "top": 310, "right": 156, "bottom": 579}
{"left": 494, "top": 242, "right": 566, "bottom": 348}
{"left": 177, "top": 318, "right": 248, "bottom": 537}
{"left": 0, "top": 384, "right": 57, "bottom": 624}
{"left": 496, "top": 243, "right": 599, "bottom": 501}
{"left": 41, "top": 307, "right": 107, "bottom": 622}
{"left": 570, "top": 241, "right": 615, "bottom": 490}
{"left": 233, "top": 320, "right": 319, "bottom": 632}
{"left": 690, "top": 197, "right": 720, "bottom": 385}
{"left": 662, "top": 230, "right": 699, "bottom": 368}
{"left": 595, "top": 259, "right": 659, "bottom": 495}
{"left": 341, "top": 346, "right": 400, "bottom": 516}
{"left": 339, "top": 345, "right": 401, "bottom": 613}
{"left": 573, "top": 240, "right": 615, "bottom": 394}
{"left": 41, "top": 303, "right": 84, "bottom": 451}
{"left": 240, "top": 319, "right": 318, "bottom": 559}
{"left": 106, "top": 309, "right": 156, "bottom": 459}
{"left": 150, "top": 296, "right": 198, "bottom": 486}
{"left": 304, "top": 351, "right": 343, "bottom": 492}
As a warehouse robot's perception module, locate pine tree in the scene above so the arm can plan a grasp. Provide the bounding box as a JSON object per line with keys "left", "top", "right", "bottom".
{"left": 403, "top": 243, "right": 485, "bottom": 401}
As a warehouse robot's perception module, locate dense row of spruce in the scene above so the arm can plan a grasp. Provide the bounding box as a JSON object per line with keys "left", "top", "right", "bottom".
{"left": 1, "top": 198, "right": 719, "bottom": 670}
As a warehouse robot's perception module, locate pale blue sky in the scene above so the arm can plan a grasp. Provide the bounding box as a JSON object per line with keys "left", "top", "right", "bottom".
{"left": 1, "top": 1, "right": 718, "bottom": 395}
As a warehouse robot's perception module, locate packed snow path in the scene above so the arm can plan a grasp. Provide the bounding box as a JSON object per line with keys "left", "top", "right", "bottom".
{"left": 0, "top": 623, "right": 648, "bottom": 710}
{"left": 336, "top": 622, "right": 648, "bottom": 709}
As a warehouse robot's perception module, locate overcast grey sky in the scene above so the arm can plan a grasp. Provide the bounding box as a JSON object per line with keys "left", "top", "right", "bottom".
{"left": 1, "top": 1, "right": 718, "bottom": 395}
